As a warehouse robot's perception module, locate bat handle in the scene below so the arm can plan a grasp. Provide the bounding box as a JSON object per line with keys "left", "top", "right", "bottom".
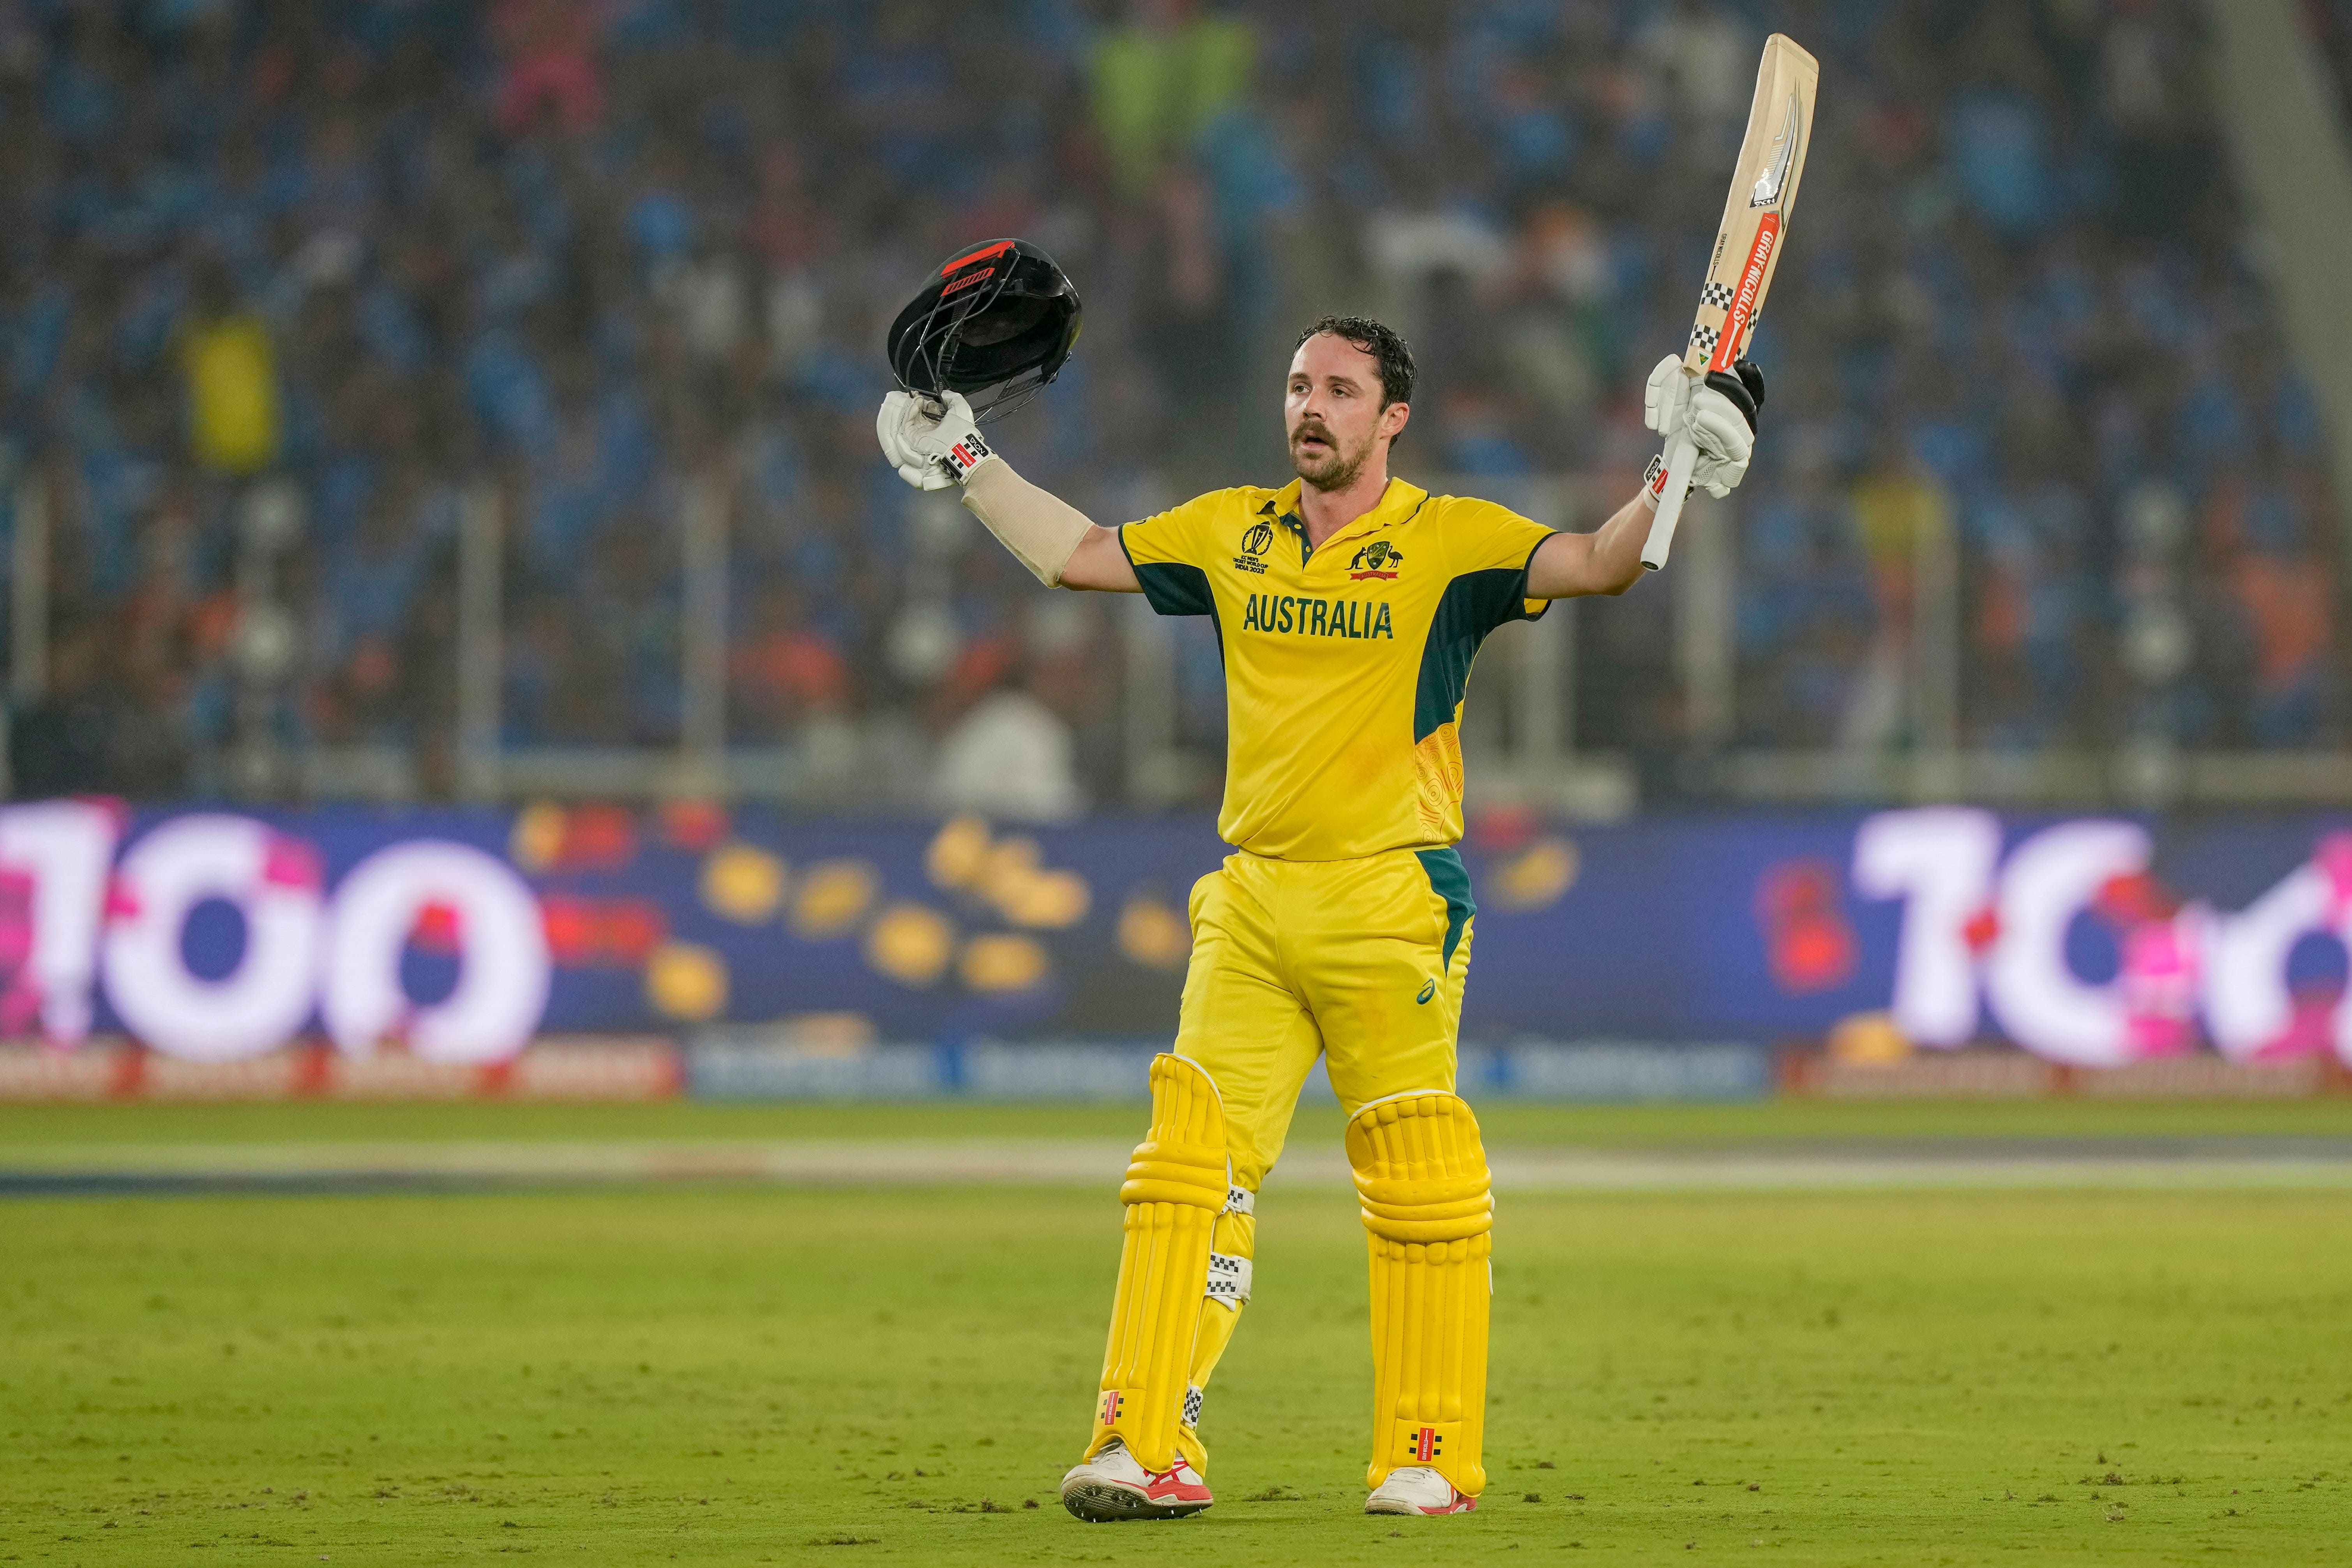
{"left": 1640, "top": 431, "right": 1699, "bottom": 571}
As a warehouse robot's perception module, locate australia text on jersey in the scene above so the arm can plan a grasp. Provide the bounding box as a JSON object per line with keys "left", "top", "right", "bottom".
{"left": 1241, "top": 593, "right": 1396, "bottom": 639}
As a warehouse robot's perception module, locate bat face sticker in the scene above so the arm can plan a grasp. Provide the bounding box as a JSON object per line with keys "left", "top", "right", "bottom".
{"left": 1749, "top": 94, "right": 1801, "bottom": 208}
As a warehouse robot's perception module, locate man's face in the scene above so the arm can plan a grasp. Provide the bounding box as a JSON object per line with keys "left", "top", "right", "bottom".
{"left": 1285, "top": 334, "right": 1408, "bottom": 492}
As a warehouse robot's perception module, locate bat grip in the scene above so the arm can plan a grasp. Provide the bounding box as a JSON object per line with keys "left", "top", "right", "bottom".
{"left": 1641, "top": 431, "right": 1698, "bottom": 571}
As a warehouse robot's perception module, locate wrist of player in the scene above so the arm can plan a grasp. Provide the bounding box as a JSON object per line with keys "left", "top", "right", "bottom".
{"left": 1638, "top": 455, "right": 1670, "bottom": 512}
{"left": 915, "top": 391, "right": 995, "bottom": 485}
{"left": 939, "top": 426, "right": 998, "bottom": 484}
{"left": 876, "top": 390, "right": 1001, "bottom": 490}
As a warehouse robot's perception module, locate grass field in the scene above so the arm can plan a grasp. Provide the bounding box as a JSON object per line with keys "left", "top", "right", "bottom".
{"left": 10, "top": 1094, "right": 2352, "bottom": 1150}
{"left": 5, "top": 1103, "right": 2352, "bottom": 1565}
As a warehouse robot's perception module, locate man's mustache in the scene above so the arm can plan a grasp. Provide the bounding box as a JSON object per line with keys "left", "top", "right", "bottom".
{"left": 1292, "top": 422, "right": 1335, "bottom": 445}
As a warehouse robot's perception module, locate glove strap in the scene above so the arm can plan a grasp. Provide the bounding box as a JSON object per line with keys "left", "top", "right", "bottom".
{"left": 1640, "top": 453, "right": 1685, "bottom": 512}
{"left": 943, "top": 428, "right": 996, "bottom": 483}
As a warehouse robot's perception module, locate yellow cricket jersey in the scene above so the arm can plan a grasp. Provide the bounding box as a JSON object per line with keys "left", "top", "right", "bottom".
{"left": 1119, "top": 477, "right": 1555, "bottom": 860}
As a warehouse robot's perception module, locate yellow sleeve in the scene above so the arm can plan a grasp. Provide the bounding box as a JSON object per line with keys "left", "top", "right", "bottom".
{"left": 1446, "top": 500, "right": 1557, "bottom": 629}
{"left": 1117, "top": 491, "right": 1226, "bottom": 617}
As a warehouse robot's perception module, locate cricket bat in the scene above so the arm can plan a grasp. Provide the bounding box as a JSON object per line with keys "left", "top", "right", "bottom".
{"left": 1642, "top": 34, "right": 1818, "bottom": 571}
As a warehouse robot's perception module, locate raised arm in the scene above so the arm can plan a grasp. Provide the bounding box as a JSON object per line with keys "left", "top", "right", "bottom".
{"left": 1524, "top": 490, "right": 1660, "bottom": 600}
{"left": 878, "top": 390, "right": 1138, "bottom": 592}
{"left": 1052, "top": 519, "right": 1141, "bottom": 592}
{"left": 1523, "top": 353, "right": 1767, "bottom": 601}
{"left": 962, "top": 463, "right": 1138, "bottom": 592}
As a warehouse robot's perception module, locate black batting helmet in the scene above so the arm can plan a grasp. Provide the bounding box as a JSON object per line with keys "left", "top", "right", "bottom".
{"left": 886, "top": 238, "right": 1082, "bottom": 424}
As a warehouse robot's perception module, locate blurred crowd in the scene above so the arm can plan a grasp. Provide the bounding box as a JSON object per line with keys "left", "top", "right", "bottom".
{"left": 0, "top": 0, "right": 2340, "bottom": 807}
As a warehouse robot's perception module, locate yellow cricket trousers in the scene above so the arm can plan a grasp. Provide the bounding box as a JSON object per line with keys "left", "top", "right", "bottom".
{"left": 1178, "top": 846, "right": 1476, "bottom": 1187}
{"left": 1162, "top": 844, "right": 1476, "bottom": 1476}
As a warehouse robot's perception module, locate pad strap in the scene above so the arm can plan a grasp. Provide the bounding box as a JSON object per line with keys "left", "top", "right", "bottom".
{"left": 1181, "top": 1384, "right": 1204, "bottom": 1428}
{"left": 1206, "top": 1251, "right": 1252, "bottom": 1307}
{"left": 1224, "top": 1184, "right": 1254, "bottom": 1216}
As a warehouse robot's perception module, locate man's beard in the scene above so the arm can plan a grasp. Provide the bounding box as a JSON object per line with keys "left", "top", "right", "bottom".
{"left": 1290, "top": 424, "right": 1372, "bottom": 491}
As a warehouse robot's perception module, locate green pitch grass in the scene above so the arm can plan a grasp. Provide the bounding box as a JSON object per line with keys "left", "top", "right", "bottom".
{"left": 9, "top": 1093, "right": 2352, "bottom": 1150}
{"left": 5, "top": 1178, "right": 2350, "bottom": 1564}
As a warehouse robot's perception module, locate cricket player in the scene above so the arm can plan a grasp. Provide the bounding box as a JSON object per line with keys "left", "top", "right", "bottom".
{"left": 877, "top": 317, "right": 1761, "bottom": 1519}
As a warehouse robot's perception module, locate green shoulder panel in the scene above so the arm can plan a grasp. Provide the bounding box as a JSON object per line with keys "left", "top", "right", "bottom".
{"left": 1117, "top": 526, "right": 1216, "bottom": 617}
{"left": 1412, "top": 565, "right": 1548, "bottom": 743}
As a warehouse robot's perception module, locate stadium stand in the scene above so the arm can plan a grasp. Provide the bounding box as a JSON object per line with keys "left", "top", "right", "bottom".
{"left": 0, "top": 0, "right": 2335, "bottom": 804}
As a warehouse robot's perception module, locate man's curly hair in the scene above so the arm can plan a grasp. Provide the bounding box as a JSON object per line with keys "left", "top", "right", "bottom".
{"left": 1295, "top": 314, "right": 1416, "bottom": 443}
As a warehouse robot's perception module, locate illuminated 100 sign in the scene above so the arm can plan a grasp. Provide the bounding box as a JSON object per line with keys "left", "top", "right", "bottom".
{"left": 0, "top": 802, "right": 550, "bottom": 1063}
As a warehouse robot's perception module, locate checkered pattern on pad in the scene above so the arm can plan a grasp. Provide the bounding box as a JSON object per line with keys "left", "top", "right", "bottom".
{"left": 1206, "top": 1252, "right": 1252, "bottom": 1306}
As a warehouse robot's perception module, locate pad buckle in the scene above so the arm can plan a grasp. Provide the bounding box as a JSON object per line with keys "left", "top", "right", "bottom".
{"left": 1206, "top": 1251, "right": 1252, "bottom": 1306}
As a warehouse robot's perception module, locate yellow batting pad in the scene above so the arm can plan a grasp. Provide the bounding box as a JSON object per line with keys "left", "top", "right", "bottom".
{"left": 1349, "top": 1092, "right": 1494, "bottom": 1496}
{"left": 1089, "top": 1054, "right": 1228, "bottom": 1473}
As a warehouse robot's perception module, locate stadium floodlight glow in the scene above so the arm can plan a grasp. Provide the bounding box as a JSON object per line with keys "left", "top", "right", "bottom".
{"left": 885, "top": 238, "right": 1082, "bottom": 425}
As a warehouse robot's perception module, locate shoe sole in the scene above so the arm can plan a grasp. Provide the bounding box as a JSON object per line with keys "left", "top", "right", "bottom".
{"left": 1060, "top": 1478, "right": 1211, "bottom": 1522}
{"left": 1365, "top": 1496, "right": 1478, "bottom": 1516}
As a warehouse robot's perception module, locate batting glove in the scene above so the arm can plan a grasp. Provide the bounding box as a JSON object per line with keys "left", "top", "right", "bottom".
{"left": 1642, "top": 355, "right": 1765, "bottom": 500}
{"left": 876, "top": 390, "right": 999, "bottom": 491}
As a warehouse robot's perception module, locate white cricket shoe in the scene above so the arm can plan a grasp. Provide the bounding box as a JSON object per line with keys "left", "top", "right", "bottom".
{"left": 1059, "top": 1437, "right": 1214, "bottom": 1522}
{"left": 1365, "top": 1465, "right": 1478, "bottom": 1515}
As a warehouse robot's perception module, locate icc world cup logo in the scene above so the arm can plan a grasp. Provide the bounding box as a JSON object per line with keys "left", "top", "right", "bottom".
{"left": 1241, "top": 521, "right": 1274, "bottom": 557}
